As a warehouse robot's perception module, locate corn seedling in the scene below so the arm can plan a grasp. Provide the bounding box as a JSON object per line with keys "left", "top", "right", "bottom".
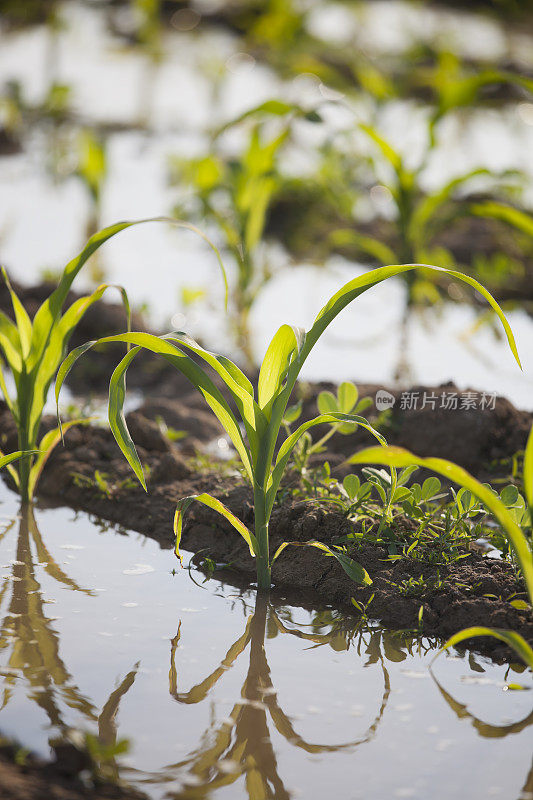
{"left": 170, "top": 99, "right": 321, "bottom": 365}
{"left": 419, "top": 50, "right": 533, "bottom": 139}
{"left": 345, "top": 424, "right": 533, "bottom": 668}
{"left": 57, "top": 260, "right": 518, "bottom": 591}
{"left": 0, "top": 217, "right": 226, "bottom": 502}
{"left": 332, "top": 121, "right": 526, "bottom": 304}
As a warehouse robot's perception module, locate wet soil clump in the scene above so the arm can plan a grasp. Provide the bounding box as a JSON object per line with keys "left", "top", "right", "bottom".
{"left": 0, "top": 736, "right": 147, "bottom": 800}
{"left": 0, "top": 379, "right": 528, "bottom": 662}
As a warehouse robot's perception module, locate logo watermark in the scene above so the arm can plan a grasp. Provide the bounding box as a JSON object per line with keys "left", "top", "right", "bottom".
{"left": 375, "top": 390, "right": 396, "bottom": 411}
{"left": 375, "top": 389, "right": 497, "bottom": 412}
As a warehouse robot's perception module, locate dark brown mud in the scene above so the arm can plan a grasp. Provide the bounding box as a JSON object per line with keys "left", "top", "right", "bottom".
{"left": 0, "top": 737, "right": 147, "bottom": 800}
{"left": 298, "top": 380, "right": 532, "bottom": 475}
{"left": 0, "top": 376, "right": 528, "bottom": 662}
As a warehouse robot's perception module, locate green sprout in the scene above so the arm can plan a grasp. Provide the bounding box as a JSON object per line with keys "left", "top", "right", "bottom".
{"left": 57, "top": 257, "right": 519, "bottom": 591}
{"left": 346, "top": 424, "right": 533, "bottom": 668}
{"left": 332, "top": 121, "right": 527, "bottom": 303}
{"left": 0, "top": 218, "right": 226, "bottom": 503}
{"left": 170, "top": 99, "right": 321, "bottom": 365}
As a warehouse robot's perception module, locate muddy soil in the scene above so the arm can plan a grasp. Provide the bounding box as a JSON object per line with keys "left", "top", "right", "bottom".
{"left": 0, "top": 374, "right": 529, "bottom": 662}
{"left": 0, "top": 737, "right": 147, "bottom": 800}
{"left": 298, "top": 379, "right": 532, "bottom": 475}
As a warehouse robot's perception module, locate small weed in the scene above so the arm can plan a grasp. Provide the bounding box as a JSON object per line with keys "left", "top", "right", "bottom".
{"left": 72, "top": 470, "right": 138, "bottom": 498}
{"left": 348, "top": 428, "right": 533, "bottom": 668}
{"left": 154, "top": 415, "right": 187, "bottom": 443}
{"left": 351, "top": 592, "right": 375, "bottom": 623}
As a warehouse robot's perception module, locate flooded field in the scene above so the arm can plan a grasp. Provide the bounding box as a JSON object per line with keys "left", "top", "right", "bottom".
{"left": 0, "top": 481, "right": 531, "bottom": 799}
{"left": 1, "top": 2, "right": 533, "bottom": 796}
{"left": 1, "top": 1, "right": 533, "bottom": 406}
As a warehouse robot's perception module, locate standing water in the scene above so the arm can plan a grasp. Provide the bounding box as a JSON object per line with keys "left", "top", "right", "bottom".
{"left": 0, "top": 483, "right": 531, "bottom": 799}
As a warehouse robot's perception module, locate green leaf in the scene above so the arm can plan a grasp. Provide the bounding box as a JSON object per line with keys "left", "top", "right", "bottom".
{"left": 28, "top": 217, "right": 228, "bottom": 372}
{"left": 469, "top": 202, "right": 533, "bottom": 237}
{"left": 343, "top": 474, "right": 360, "bottom": 500}
{"left": 215, "top": 99, "right": 308, "bottom": 136}
{"left": 328, "top": 229, "right": 397, "bottom": 265}
{"left": 345, "top": 445, "right": 533, "bottom": 603}
{"left": 524, "top": 425, "right": 533, "bottom": 510}
{"left": 392, "top": 486, "right": 412, "bottom": 503}
{"left": 434, "top": 626, "right": 533, "bottom": 669}
{"left": 266, "top": 412, "right": 386, "bottom": 516}
{"left": 360, "top": 124, "right": 402, "bottom": 171}
{"left": 409, "top": 168, "right": 493, "bottom": 245}
{"left": 109, "top": 346, "right": 147, "bottom": 490}
{"left": 283, "top": 399, "right": 302, "bottom": 425}
{"left": 510, "top": 600, "right": 530, "bottom": 611}
{"left": 258, "top": 324, "right": 304, "bottom": 412}
{"left": 272, "top": 539, "right": 372, "bottom": 586}
{"left": 0, "top": 450, "right": 38, "bottom": 470}
{"left": 301, "top": 263, "right": 521, "bottom": 372}
{"left": 56, "top": 332, "right": 254, "bottom": 483}
{"left": 0, "top": 311, "right": 23, "bottom": 375}
{"left": 28, "top": 282, "right": 130, "bottom": 448}
{"left": 173, "top": 493, "right": 257, "bottom": 565}
{"left": 1, "top": 268, "right": 32, "bottom": 359}
{"left": 317, "top": 391, "right": 337, "bottom": 414}
{"left": 167, "top": 332, "right": 263, "bottom": 458}
{"left": 422, "top": 476, "right": 442, "bottom": 501}
{"left": 338, "top": 382, "right": 358, "bottom": 413}
{"left": 397, "top": 465, "right": 419, "bottom": 486}
{"left": 500, "top": 485, "right": 519, "bottom": 507}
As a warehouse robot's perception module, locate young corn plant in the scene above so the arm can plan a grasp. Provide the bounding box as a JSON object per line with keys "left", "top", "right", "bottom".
{"left": 57, "top": 261, "right": 519, "bottom": 591}
{"left": 170, "top": 99, "right": 321, "bottom": 365}
{"left": 0, "top": 218, "right": 226, "bottom": 503}
{"left": 332, "top": 121, "right": 526, "bottom": 306}
{"left": 345, "top": 424, "right": 533, "bottom": 668}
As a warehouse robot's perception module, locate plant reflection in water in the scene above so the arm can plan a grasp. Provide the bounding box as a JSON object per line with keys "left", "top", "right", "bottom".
{"left": 164, "top": 587, "right": 533, "bottom": 799}
{"left": 0, "top": 505, "right": 138, "bottom": 778}
{"left": 166, "top": 593, "right": 392, "bottom": 798}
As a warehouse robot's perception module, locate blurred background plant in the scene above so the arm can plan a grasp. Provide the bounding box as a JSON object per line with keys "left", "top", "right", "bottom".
{"left": 169, "top": 100, "right": 322, "bottom": 365}
{"left": 1, "top": 0, "right": 533, "bottom": 384}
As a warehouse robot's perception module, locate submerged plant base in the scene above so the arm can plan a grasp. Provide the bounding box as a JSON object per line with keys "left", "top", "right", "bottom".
{"left": 5, "top": 380, "right": 528, "bottom": 662}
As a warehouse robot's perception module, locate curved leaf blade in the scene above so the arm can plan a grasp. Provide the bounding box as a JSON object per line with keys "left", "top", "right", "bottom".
{"left": 109, "top": 346, "right": 147, "bottom": 490}
{"left": 304, "top": 263, "right": 521, "bottom": 369}
{"left": 28, "top": 217, "right": 228, "bottom": 371}
{"left": 434, "top": 626, "right": 533, "bottom": 669}
{"left": 56, "top": 333, "right": 254, "bottom": 483}
{"left": 173, "top": 493, "right": 257, "bottom": 565}
{"left": 272, "top": 540, "right": 372, "bottom": 586}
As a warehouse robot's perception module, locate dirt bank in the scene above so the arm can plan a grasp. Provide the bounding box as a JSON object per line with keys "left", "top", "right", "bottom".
{"left": 0, "top": 377, "right": 527, "bottom": 662}
{"left": 0, "top": 737, "right": 147, "bottom": 800}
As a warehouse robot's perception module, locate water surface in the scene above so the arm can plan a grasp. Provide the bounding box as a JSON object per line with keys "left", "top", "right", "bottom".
{"left": 0, "top": 483, "right": 531, "bottom": 799}
{"left": 1, "top": 2, "right": 533, "bottom": 407}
